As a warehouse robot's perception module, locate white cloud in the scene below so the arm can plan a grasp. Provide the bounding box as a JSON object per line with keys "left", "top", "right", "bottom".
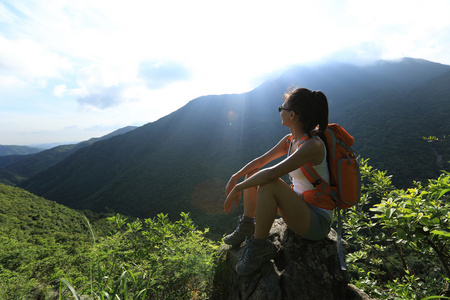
{"left": 75, "top": 65, "right": 122, "bottom": 94}
{"left": 0, "top": 75, "right": 27, "bottom": 89}
{"left": 0, "top": 36, "right": 73, "bottom": 79}
{"left": 53, "top": 84, "right": 67, "bottom": 97}
{"left": 58, "top": 64, "right": 131, "bottom": 109}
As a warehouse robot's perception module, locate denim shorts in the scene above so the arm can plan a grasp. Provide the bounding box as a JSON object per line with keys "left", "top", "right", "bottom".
{"left": 302, "top": 202, "right": 333, "bottom": 241}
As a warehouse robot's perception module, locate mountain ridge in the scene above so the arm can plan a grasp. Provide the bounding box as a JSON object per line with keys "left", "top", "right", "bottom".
{"left": 0, "top": 145, "right": 43, "bottom": 156}
{"left": 0, "top": 126, "right": 137, "bottom": 185}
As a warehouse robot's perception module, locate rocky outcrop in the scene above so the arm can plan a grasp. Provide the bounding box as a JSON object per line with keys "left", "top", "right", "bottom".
{"left": 212, "top": 218, "right": 372, "bottom": 300}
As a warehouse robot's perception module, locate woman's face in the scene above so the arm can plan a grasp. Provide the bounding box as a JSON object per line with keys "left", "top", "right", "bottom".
{"left": 279, "top": 100, "right": 292, "bottom": 127}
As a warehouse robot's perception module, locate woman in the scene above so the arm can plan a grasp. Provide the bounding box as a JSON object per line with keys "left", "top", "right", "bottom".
{"left": 223, "top": 87, "right": 333, "bottom": 276}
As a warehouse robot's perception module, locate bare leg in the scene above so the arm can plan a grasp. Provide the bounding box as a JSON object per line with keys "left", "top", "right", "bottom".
{"left": 254, "top": 179, "right": 311, "bottom": 239}
{"left": 243, "top": 170, "right": 259, "bottom": 219}
{"left": 223, "top": 170, "right": 261, "bottom": 247}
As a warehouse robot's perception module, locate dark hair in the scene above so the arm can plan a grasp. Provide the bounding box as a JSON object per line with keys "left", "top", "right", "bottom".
{"left": 284, "top": 87, "right": 329, "bottom": 136}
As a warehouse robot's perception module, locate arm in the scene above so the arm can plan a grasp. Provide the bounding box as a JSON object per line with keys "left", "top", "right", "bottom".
{"left": 225, "top": 134, "right": 291, "bottom": 196}
{"left": 224, "top": 137, "right": 325, "bottom": 214}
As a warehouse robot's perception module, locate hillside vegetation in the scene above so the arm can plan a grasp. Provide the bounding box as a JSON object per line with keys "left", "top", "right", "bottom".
{"left": 0, "top": 145, "right": 42, "bottom": 156}
{"left": 0, "top": 183, "right": 219, "bottom": 299}
{"left": 1, "top": 160, "right": 449, "bottom": 298}
{"left": 345, "top": 160, "right": 450, "bottom": 298}
{"left": 0, "top": 183, "right": 103, "bottom": 297}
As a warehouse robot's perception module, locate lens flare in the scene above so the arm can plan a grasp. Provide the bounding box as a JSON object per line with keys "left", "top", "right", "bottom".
{"left": 228, "top": 111, "right": 237, "bottom": 125}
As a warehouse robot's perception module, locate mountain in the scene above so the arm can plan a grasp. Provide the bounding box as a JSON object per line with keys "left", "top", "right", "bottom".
{"left": 0, "top": 145, "right": 43, "bottom": 156}
{"left": 0, "top": 126, "right": 137, "bottom": 185}
{"left": 28, "top": 142, "right": 79, "bottom": 149}
{"left": 18, "top": 58, "right": 450, "bottom": 232}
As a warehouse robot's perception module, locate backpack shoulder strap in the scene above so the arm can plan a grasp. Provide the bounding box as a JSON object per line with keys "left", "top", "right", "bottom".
{"left": 285, "top": 134, "right": 294, "bottom": 153}
{"left": 301, "top": 163, "right": 324, "bottom": 188}
{"left": 286, "top": 134, "right": 308, "bottom": 156}
{"left": 300, "top": 163, "right": 334, "bottom": 198}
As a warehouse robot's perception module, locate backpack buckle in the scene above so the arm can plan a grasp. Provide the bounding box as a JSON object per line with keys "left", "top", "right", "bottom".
{"left": 312, "top": 179, "right": 322, "bottom": 187}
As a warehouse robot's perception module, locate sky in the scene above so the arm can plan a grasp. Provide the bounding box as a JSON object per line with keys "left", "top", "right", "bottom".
{"left": 1, "top": 0, "right": 450, "bottom": 146}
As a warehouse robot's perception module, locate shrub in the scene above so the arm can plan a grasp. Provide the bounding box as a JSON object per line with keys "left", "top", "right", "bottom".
{"left": 344, "top": 159, "right": 450, "bottom": 298}
{"left": 60, "top": 212, "right": 220, "bottom": 299}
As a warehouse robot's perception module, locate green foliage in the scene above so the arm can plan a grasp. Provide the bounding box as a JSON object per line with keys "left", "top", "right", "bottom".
{"left": 423, "top": 135, "right": 448, "bottom": 142}
{"left": 59, "top": 212, "right": 219, "bottom": 299}
{"left": 3, "top": 156, "right": 450, "bottom": 299}
{"left": 343, "top": 159, "right": 450, "bottom": 299}
{"left": 0, "top": 183, "right": 102, "bottom": 299}
{"left": 0, "top": 184, "right": 219, "bottom": 299}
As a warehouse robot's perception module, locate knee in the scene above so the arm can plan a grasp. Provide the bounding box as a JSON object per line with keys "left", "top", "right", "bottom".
{"left": 257, "top": 180, "right": 278, "bottom": 196}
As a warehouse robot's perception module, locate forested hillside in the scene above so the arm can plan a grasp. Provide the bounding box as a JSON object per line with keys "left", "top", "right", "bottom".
{"left": 0, "top": 126, "right": 137, "bottom": 186}
{"left": 0, "top": 145, "right": 42, "bottom": 156}
{"left": 0, "top": 183, "right": 105, "bottom": 297}
{"left": 14, "top": 58, "right": 450, "bottom": 233}
{"left": 0, "top": 183, "right": 218, "bottom": 299}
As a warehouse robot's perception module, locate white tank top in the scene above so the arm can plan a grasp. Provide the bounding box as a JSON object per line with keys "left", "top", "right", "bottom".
{"left": 288, "top": 136, "right": 333, "bottom": 218}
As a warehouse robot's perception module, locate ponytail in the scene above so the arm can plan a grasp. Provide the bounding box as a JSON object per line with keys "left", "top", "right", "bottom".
{"left": 284, "top": 87, "right": 329, "bottom": 136}
{"left": 312, "top": 90, "right": 329, "bottom": 135}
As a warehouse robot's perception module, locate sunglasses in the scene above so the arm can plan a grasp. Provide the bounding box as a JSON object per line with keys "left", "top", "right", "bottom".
{"left": 278, "top": 106, "right": 292, "bottom": 112}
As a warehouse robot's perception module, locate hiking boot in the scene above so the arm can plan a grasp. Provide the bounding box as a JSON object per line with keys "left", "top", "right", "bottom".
{"left": 224, "top": 216, "right": 255, "bottom": 247}
{"left": 235, "top": 238, "right": 277, "bottom": 276}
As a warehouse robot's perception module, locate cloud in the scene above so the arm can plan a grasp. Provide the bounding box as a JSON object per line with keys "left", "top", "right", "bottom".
{"left": 321, "top": 42, "right": 385, "bottom": 65}
{"left": 76, "top": 85, "right": 125, "bottom": 109}
{"left": 0, "top": 75, "right": 27, "bottom": 89}
{"left": 55, "top": 64, "right": 131, "bottom": 109}
{"left": 53, "top": 84, "right": 67, "bottom": 97}
{"left": 0, "top": 36, "right": 72, "bottom": 79}
{"left": 138, "top": 60, "right": 191, "bottom": 89}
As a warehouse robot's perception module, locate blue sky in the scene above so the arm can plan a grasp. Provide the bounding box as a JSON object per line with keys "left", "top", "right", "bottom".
{"left": 1, "top": 0, "right": 450, "bottom": 145}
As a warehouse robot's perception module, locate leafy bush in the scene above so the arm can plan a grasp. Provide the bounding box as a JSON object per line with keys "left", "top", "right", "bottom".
{"left": 60, "top": 212, "right": 220, "bottom": 299}
{"left": 344, "top": 159, "right": 450, "bottom": 298}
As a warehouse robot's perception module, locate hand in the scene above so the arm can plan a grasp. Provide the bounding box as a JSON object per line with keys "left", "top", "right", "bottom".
{"left": 225, "top": 176, "right": 237, "bottom": 196}
{"left": 224, "top": 185, "right": 242, "bottom": 215}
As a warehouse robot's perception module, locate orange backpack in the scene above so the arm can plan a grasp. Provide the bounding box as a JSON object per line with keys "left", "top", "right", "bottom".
{"left": 300, "top": 123, "right": 361, "bottom": 211}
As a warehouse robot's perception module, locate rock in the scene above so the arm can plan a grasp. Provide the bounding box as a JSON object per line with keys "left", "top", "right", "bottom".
{"left": 212, "top": 218, "right": 372, "bottom": 300}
